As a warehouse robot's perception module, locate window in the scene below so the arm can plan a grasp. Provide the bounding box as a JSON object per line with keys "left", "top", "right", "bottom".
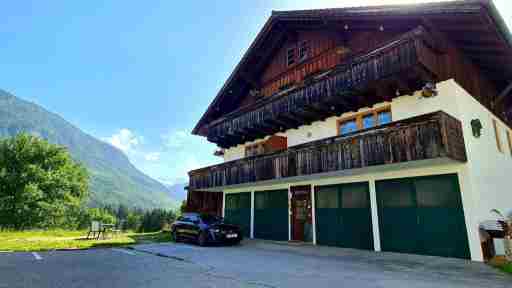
{"left": 286, "top": 47, "right": 296, "bottom": 66}
{"left": 339, "top": 119, "right": 358, "bottom": 135}
{"left": 338, "top": 107, "right": 392, "bottom": 136}
{"left": 298, "top": 41, "right": 309, "bottom": 62}
{"left": 377, "top": 110, "right": 392, "bottom": 125}
{"left": 493, "top": 119, "right": 503, "bottom": 153}
{"left": 362, "top": 114, "right": 375, "bottom": 129}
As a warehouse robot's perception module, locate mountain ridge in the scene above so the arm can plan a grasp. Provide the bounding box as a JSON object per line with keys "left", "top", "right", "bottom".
{"left": 0, "top": 89, "right": 176, "bottom": 210}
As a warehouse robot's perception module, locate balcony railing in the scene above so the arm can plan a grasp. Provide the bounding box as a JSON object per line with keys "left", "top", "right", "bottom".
{"left": 207, "top": 27, "right": 440, "bottom": 148}
{"left": 190, "top": 111, "right": 466, "bottom": 190}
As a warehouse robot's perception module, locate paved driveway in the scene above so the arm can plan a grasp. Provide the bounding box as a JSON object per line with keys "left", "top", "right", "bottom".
{"left": 132, "top": 240, "right": 512, "bottom": 288}
{"left": 0, "top": 240, "right": 510, "bottom": 288}
{"left": 0, "top": 248, "right": 249, "bottom": 288}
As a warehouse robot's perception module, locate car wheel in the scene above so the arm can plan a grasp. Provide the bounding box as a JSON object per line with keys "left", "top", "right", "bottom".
{"left": 172, "top": 230, "right": 180, "bottom": 243}
{"left": 198, "top": 231, "right": 208, "bottom": 246}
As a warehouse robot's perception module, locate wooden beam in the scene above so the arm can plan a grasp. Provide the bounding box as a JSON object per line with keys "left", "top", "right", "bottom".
{"left": 244, "top": 125, "right": 275, "bottom": 136}
{"left": 252, "top": 28, "right": 288, "bottom": 74}
{"left": 449, "top": 34, "right": 500, "bottom": 44}
{"left": 240, "top": 71, "right": 260, "bottom": 88}
{"left": 266, "top": 117, "right": 300, "bottom": 130}
{"left": 420, "top": 18, "right": 448, "bottom": 53}
{"left": 222, "top": 133, "right": 244, "bottom": 144}
{"left": 495, "top": 81, "right": 512, "bottom": 106}
{"left": 460, "top": 46, "right": 508, "bottom": 54}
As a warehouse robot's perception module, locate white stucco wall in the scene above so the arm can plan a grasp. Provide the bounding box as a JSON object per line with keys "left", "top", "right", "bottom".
{"left": 223, "top": 145, "right": 245, "bottom": 162}
{"left": 449, "top": 82, "right": 512, "bottom": 256}
{"left": 218, "top": 79, "right": 512, "bottom": 261}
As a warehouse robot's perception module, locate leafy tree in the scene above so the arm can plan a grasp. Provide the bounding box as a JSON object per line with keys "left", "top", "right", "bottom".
{"left": 180, "top": 200, "right": 188, "bottom": 214}
{"left": 117, "top": 204, "right": 129, "bottom": 221}
{"left": 0, "top": 134, "right": 89, "bottom": 230}
{"left": 125, "top": 212, "right": 142, "bottom": 231}
{"left": 138, "top": 209, "right": 176, "bottom": 232}
{"left": 86, "top": 208, "right": 116, "bottom": 225}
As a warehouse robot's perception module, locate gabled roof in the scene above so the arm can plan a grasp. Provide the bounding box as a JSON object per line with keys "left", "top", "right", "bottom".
{"left": 193, "top": 0, "right": 512, "bottom": 136}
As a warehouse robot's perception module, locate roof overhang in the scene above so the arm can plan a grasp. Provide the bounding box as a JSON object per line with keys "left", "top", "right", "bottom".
{"left": 192, "top": 0, "right": 512, "bottom": 136}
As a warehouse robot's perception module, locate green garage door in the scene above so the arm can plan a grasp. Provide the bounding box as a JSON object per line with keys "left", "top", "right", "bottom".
{"left": 376, "top": 174, "right": 470, "bottom": 259}
{"left": 224, "top": 193, "right": 251, "bottom": 238}
{"left": 254, "top": 190, "right": 288, "bottom": 241}
{"left": 315, "top": 182, "right": 373, "bottom": 250}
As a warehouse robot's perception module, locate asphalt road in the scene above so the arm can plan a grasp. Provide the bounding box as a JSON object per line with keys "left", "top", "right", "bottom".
{"left": 0, "top": 248, "right": 258, "bottom": 288}
{"left": 1, "top": 241, "right": 511, "bottom": 288}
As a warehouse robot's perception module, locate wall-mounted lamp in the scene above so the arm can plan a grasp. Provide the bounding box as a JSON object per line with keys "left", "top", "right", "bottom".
{"left": 471, "top": 119, "right": 483, "bottom": 138}
{"left": 422, "top": 82, "right": 438, "bottom": 98}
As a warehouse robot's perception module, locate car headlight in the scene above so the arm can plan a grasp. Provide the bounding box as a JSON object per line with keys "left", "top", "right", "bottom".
{"left": 209, "top": 228, "right": 220, "bottom": 233}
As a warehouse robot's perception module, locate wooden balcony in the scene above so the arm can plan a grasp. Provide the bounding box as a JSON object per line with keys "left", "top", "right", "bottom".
{"left": 207, "top": 27, "right": 441, "bottom": 149}
{"left": 189, "top": 111, "right": 467, "bottom": 190}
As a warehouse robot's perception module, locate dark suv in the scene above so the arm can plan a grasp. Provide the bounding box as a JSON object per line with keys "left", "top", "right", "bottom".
{"left": 171, "top": 213, "right": 243, "bottom": 246}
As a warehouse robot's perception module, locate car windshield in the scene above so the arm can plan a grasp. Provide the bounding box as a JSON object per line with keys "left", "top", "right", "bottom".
{"left": 200, "top": 214, "right": 222, "bottom": 224}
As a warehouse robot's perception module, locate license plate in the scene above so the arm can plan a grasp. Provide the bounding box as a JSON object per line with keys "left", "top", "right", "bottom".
{"left": 226, "top": 233, "right": 238, "bottom": 239}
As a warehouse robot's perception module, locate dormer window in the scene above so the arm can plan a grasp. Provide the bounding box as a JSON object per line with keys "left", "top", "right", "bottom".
{"left": 286, "top": 47, "right": 296, "bottom": 66}
{"left": 298, "top": 41, "right": 309, "bottom": 62}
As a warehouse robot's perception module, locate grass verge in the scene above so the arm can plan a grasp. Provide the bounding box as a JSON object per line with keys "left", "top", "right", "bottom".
{"left": 500, "top": 262, "right": 512, "bottom": 274}
{"left": 0, "top": 230, "right": 172, "bottom": 252}
{"left": 488, "top": 256, "right": 512, "bottom": 275}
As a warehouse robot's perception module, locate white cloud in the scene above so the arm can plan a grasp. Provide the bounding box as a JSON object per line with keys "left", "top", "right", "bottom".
{"left": 99, "top": 127, "right": 220, "bottom": 188}
{"left": 144, "top": 152, "right": 161, "bottom": 161}
{"left": 161, "top": 130, "right": 193, "bottom": 150}
{"left": 103, "top": 128, "right": 143, "bottom": 153}
{"left": 184, "top": 155, "right": 201, "bottom": 172}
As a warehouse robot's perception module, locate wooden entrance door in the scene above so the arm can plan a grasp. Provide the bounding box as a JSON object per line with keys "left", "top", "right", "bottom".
{"left": 291, "top": 185, "right": 312, "bottom": 242}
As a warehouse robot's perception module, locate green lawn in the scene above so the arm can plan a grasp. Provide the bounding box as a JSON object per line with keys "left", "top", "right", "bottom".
{"left": 0, "top": 230, "right": 173, "bottom": 252}
{"left": 489, "top": 256, "right": 512, "bottom": 275}
{"left": 500, "top": 262, "right": 512, "bottom": 274}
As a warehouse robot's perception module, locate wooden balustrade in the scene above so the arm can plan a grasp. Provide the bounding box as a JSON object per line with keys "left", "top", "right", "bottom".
{"left": 207, "top": 27, "right": 439, "bottom": 148}
{"left": 190, "top": 111, "right": 466, "bottom": 190}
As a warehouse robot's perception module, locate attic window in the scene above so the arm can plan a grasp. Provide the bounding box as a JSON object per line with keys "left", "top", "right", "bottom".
{"left": 298, "top": 41, "right": 309, "bottom": 62}
{"left": 286, "top": 47, "right": 296, "bottom": 66}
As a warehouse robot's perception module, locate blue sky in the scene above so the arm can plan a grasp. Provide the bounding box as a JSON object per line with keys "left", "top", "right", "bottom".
{"left": 1, "top": 0, "right": 511, "bottom": 185}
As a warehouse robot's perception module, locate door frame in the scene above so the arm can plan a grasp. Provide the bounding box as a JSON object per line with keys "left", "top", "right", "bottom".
{"left": 290, "top": 185, "right": 313, "bottom": 242}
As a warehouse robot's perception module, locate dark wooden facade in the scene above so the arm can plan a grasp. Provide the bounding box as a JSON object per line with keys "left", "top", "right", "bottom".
{"left": 193, "top": 1, "right": 512, "bottom": 139}
{"left": 207, "top": 27, "right": 442, "bottom": 148}
{"left": 189, "top": 111, "right": 466, "bottom": 190}
{"left": 252, "top": 30, "right": 403, "bottom": 100}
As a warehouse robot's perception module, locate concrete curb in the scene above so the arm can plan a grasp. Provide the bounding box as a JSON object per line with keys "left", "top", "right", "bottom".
{"left": 128, "top": 246, "right": 187, "bottom": 262}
